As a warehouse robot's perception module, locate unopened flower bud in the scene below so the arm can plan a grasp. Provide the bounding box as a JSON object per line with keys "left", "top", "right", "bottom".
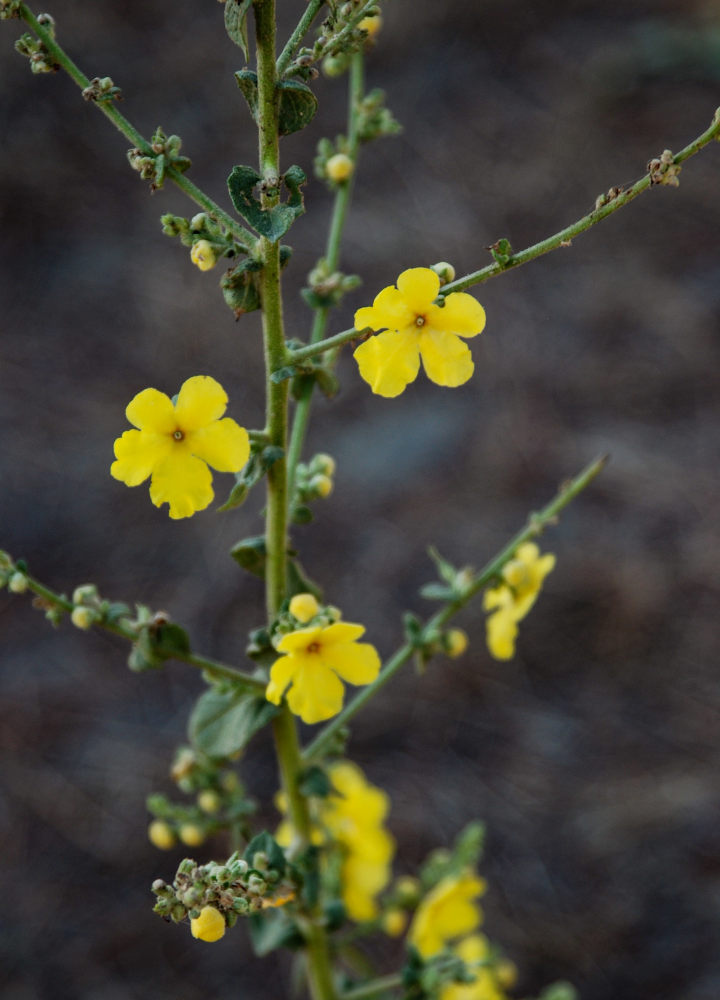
{"left": 430, "top": 261, "right": 456, "bottom": 285}
{"left": 359, "top": 14, "right": 382, "bottom": 38}
{"left": 496, "top": 959, "right": 518, "bottom": 989}
{"left": 190, "top": 240, "right": 216, "bottom": 271}
{"left": 151, "top": 878, "right": 168, "bottom": 893}
{"left": 446, "top": 628, "right": 468, "bottom": 658}
{"left": 381, "top": 907, "right": 407, "bottom": 937}
{"left": 179, "top": 823, "right": 205, "bottom": 848}
{"left": 190, "top": 905, "right": 226, "bottom": 942}
{"left": 8, "top": 572, "right": 27, "bottom": 594}
{"left": 71, "top": 606, "right": 96, "bottom": 631}
{"left": 310, "top": 473, "right": 333, "bottom": 498}
{"left": 171, "top": 747, "right": 197, "bottom": 782}
{"left": 197, "top": 790, "right": 222, "bottom": 814}
{"left": 289, "top": 592, "right": 321, "bottom": 624}
{"left": 394, "top": 875, "right": 421, "bottom": 905}
{"left": 247, "top": 874, "right": 268, "bottom": 895}
{"left": 148, "top": 819, "right": 176, "bottom": 851}
{"left": 326, "top": 153, "right": 354, "bottom": 183}
{"left": 72, "top": 583, "right": 99, "bottom": 605}
{"left": 190, "top": 212, "right": 208, "bottom": 231}
{"left": 312, "top": 453, "right": 336, "bottom": 477}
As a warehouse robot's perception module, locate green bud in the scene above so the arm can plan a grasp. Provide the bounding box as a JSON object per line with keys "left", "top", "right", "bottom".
{"left": 232, "top": 896, "right": 250, "bottom": 914}
{"left": 430, "top": 261, "right": 456, "bottom": 285}
{"left": 72, "top": 583, "right": 99, "bottom": 605}
{"left": 8, "top": 572, "right": 28, "bottom": 594}
{"left": 246, "top": 874, "right": 267, "bottom": 895}
{"left": 252, "top": 852, "right": 269, "bottom": 871}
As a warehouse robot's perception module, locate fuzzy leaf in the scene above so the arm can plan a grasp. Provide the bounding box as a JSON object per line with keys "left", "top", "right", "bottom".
{"left": 189, "top": 688, "right": 278, "bottom": 758}
{"left": 248, "top": 909, "right": 303, "bottom": 956}
{"left": 244, "top": 831, "right": 288, "bottom": 874}
{"left": 224, "top": 0, "right": 252, "bottom": 58}
{"left": 155, "top": 622, "right": 191, "bottom": 657}
{"left": 231, "top": 535, "right": 267, "bottom": 577}
{"left": 227, "top": 164, "right": 307, "bottom": 242}
{"left": 277, "top": 80, "right": 318, "bottom": 136}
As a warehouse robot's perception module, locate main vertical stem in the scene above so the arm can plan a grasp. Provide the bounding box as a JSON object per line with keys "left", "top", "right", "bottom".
{"left": 254, "top": 4, "right": 336, "bottom": 997}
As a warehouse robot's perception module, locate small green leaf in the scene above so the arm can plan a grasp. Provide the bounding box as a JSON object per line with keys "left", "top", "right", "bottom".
{"left": 248, "top": 909, "right": 303, "bottom": 956}
{"left": 155, "top": 622, "right": 191, "bottom": 657}
{"left": 235, "top": 69, "right": 259, "bottom": 120}
{"left": 298, "top": 766, "right": 332, "bottom": 798}
{"left": 189, "top": 688, "right": 278, "bottom": 758}
{"left": 419, "top": 583, "right": 455, "bottom": 601}
{"left": 291, "top": 504, "right": 313, "bottom": 525}
{"left": 244, "top": 831, "right": 287, "bottom": 875}
{"left": 428, "top": 546, "right": 458, "bottom": 585}
{"left": 231, "top": 535, "right": 267, "bottom": 577}
{"left": 218, "top": 479, "right": 249, "bottom": 512}
{"left": 227, "top": 164, "right": 307, "bottom": 242}
{"left": 277, "top": 80, "right": 318, "bottom": 136}
{"left": 104, "top": 601, "right": 131, "bottom": 625}
{"left": 224, "top": 0, "right": 252, "bottom": 59}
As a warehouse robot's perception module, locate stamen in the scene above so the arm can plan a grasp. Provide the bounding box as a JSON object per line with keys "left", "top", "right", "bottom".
{"left": 307, "top": 642, "right": 321, "bottom": 654}
{"left": 415, "top": 315, "right": 426, "bottom": 327}
{"left": 173, "top": 430, "right": 184, "bottom": 441}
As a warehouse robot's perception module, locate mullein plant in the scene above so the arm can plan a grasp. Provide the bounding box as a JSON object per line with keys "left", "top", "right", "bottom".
{"left": 3, "top": 1, "right": 719, "bottom": 998}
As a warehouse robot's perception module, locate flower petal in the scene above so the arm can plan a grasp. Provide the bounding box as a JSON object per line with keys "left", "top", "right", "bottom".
{"left": 322, "top": 641, "right": 380, "bottom": 686}
{"left": 419, "top": 328, "right": 474, "bottom": 387}
{"left": 266, "top": 654, "right": 299, "bottom": 705}
{"left": 426, "top": 292, "right": 486, "bottom": 338}
{"left": 149, "top": 450, "right": 214, "bottom": 519}
{"left": 321, "top": 622, "right": 366, "bottom": 645}
{"left": 276, "top": 625, "right": 324, "bottom": 654}
{"left": 126, "top": 388, "right": 176, "bottom": 433}
{"left": 486, "top": 609, "right": 518, "bottom": 660}
{"left": 354, "top": 329, "right": 421, "bottom": 398}
{"left": 286, "top": 659, "right": 346, "bottom": 724}
{"left": 111, "top": 429, "right": 172, "bottom": 486}
{"left": 175, "top": 375, "right": 228, "bottom": 431}
{"left": 356, "top": 285, "right": 416, "bottom": 332}
{"left": 396, "top": 267, "right": 440, "bottom": 312}
{"left": 186, "top": 418, "right": 250, "bottom": 473}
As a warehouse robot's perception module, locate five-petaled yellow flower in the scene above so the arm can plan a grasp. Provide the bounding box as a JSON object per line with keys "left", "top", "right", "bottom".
{"left": 483, "top": 542, "right": 555, "bottom": 660}
{"left": 353, "top": 267, "right": 486, "bottom": 397}
{"left": 111, "top": 375, "right": 250, "bottom": 519}
{"left": 408, "top": 870, "right": 487, "bottom": 959}
{"left": 265, "top": 621, "right": 381, "bottom": 724}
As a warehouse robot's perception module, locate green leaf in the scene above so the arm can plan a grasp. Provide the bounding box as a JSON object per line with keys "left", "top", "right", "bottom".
{"left": 298, "top": 766, "right": 332, "bottom": 798}
{"left": 189, "top": 688, "right": 278, "bottom": 758}
{"left": 231, "top": 535, "right": 267, "bottom": 577}
{"left": 227, "top": 164, "right": 307, "bottom": 242}
{"left": 235, "top": 69, "right": 259, "bottom": 120}
{"left": 419, "top": 582, "right": 455, "bottom": 601}
{"left": 428, "top": 546, "right": 459, "bottom": 585}
{"left": 244, "top": 831, "right": 287, "bottom": 875}
{"left": 155, "top": 622, "right": 191, "bottom": 657}
{"left": 291, "top": 504, "right": 313, "bottom": 525}
{"left": 217, "top": 478, "right": 249, "bottom": 512}
{"left": 104, "top": 601, "right": 131, "bottom": 625}
{"left": 248, "top": 909, "right": 303, "bottom": 956}
{"left": 277, "top": 80, "right": 318, "bottom": 136}
{"left": 224, "top": 0, "right": 252, "bottom": 59}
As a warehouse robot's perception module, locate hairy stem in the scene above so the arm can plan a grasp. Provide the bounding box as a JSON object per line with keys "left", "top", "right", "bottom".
{"left": 276, "top": 0, "right": 326, "bottom": 76}
{"left": 339, "top": 974, "right": 404, "bottom": 1000}
{"left": 303, "top": 454, "right": 607, "bottom": 762}
{"left": 15, "top": 3, "right": 255, "bottom": 249}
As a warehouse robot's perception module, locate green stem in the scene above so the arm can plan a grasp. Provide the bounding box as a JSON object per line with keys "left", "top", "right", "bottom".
{"left": 287, "top": 108, "right": 720, "bottom": 366}
{"left": 339, "top": 974, "right": 404, "bottom": 1000}
{"left": 19, "top": 572, "right": 266, "bottom": 693}
{"left": 16, "top": 3, "right": 255, "bottom": 249}
{"left": 303, "top": 454, "right": 607, "bottom": 762}
{"left": 276, "top": 0, "right": 326, "bottom": 76}
{"left": 287, "top": 52, "right": 364, "bottom": 493}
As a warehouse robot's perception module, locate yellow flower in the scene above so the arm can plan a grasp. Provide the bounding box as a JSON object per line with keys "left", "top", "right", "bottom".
{"left": 359, "top": 13, "right": 382, "bottom": 38}
{"left": 441, "top": 935, "right": 507, "bottom": 1000}
{"left": 483, "top": 543, "right": 555, "bottom": 660}
{"left": 190, "top": 239, "right": 216, "bottom": 271}
{"left": 353, "top": 267, "right": 486, "bottom": 397}
{"left": 265, "top": 622, "right": 381, "bottom": 724}
{"left": 408, "top": 870, "right": 487, "bottom": 959}
{"left": 190, "top": 905, "right": 226, "bottom": 942}
{"left": 111, "top": 375, "right": 250, "bottom": 520}
{"left": 382, "top": 907, "right": 407, "bottom": 937}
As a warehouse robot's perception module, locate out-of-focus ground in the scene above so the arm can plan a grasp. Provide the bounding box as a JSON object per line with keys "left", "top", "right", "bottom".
{"left": 2, "top": 1, "right": 720, "bottom": 997}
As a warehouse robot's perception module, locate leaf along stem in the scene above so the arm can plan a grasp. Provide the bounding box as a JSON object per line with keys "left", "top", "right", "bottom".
{"left": 302, "top": 454, "right": 608, "bottom": 762}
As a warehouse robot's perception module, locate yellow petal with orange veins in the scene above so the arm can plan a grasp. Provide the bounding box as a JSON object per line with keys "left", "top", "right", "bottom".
{"left": 396, "top": 267, "right": 440, "bottom": 312}
{"left": 419, "top": 329, "right": 474, "bottom": 387}
{"left": 321, "top": 622, "right": 366, "bottom": 645}
{"left": 354, "top": 329, "right": 421, "bottom": 397}
{"left": 186, "top": 418, "right": 250, "bottom": 473}
{"left": 111, "top": 429, "right": 172, "bottom": 486}
{"left": 174, "top": 375, "right": 228, "bottom": 431}
{"left": 322, "top": 641, "right": 380, "bottom": 685}
{"left": 427, "top": 292, "right": 486, "bottom": 338}
{"left": 286, "top": 661, "right": 345, "bottom": 724}
{"left": 266, "top": 654, "right": 300, "bottom": 705}
{"left": 149, "top": 450, "right": 214, "bottom": 519}
{"left": 276, "top": 625, "right": 324, "bottom": 654}
{"left": 126, "top": 387, "right": 176, "bottom": 433}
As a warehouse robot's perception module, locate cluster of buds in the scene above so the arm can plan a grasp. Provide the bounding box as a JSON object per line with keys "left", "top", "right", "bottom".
{"left": 147, "top": 748, "right": 255, "bottom": 852}
{"left": 161, "top": 211, "right": 240, "bottom": 270}
{"left": 0, "top": 0, "right": 22, "bottom": 19}
{"left": 152, "top": 848, "right": 294, "bottom": 934}
{"left": 302, "top": 255, "right": 361, "bottom": 309}
{"left": 292, "top": 452, "right": 337, "bottom": 516}
{"left": 355, "top": 88, "right": 401, "bottom": 143}
{"left": 594, "top": 185, "right": 625, "bottom": 211}
{"left": 127, "top": 126, "right": 191, "bottom": 191}
{"left": 289, "top": 2, "right": 381, "bottom": 78}
{"left": 15, "top": 17, "right": 59, "bottom": 73}
{"left": 314, "top": 137, "right": 355, "bottom": 187}
{"left": 81, "top": 75, "right": 122, "bottom": 102}
{"left": 647, "top": 148, "right": 681, "bottom": 187}
{"left": 0, "top": 550, "right": 28, "bottom": 595}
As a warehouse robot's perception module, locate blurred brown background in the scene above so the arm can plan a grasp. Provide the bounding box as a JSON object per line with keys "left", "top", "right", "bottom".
{"left": 2, "top": 1, "right": 720, "bottom": 997}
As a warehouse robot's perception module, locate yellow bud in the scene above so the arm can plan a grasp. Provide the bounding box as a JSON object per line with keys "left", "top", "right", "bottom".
{"left": 446, "top": 628, "right": 468, "bottom": 658}
{"left": 313, "top": 453, "right": 336, "bottom": 477}
{"left": 197, "top": 790, "right": 222, "bottom": 815}
{"left": 190, "top": 905, "right": 226, "bottom": 943}
{"left": 325, "top": 153, "right": 354, "bottom": 183}
{"left": 148, "top": 819, "right": 176, "bottom": 851}
{"left": 502, "top": 559, "right": 528, "bottom": 589}
{"left": 311, "top": 473, "right": 333, "bottom": 498}
{"left": 71, "top": 606, "right": 95, "bottom": 630}
{"left": 190, "top": 239, "right": 216, "bottom": 271}
{"left": 171, "top": 747, "right": 197, "bottom": 782}
{"left": 289, "top": 592, "right": 321, "bottom": 624}
{"left": 496, "top": 959, "right": 518, "bottom": 989}
{"left": 394, "top": 875, "right": 421, "bottom": 904}
{"left": 382, "top": 907, "right": 407, "bottom": 937}
{"left": 8, "top": 572, "right": 28, "bottom": 594}
{"left": 179, "top": 823, "right": 205, "bottom": 847}
{"left": 359, "top": 14, "right": 382, "bottom": 38}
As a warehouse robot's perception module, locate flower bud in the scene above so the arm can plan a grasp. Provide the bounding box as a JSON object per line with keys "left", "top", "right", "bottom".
{"left": 289, "top": 592, "right": 321, "bottom": 624}
{"left": 247, "top": 874, "right": 268, "bottom": 896}
{"left": 312, "top": 453, "right": 336, "bottom": 477}
{"left": 8, "top": 572, "right": 27, "bottom": 594}
{"left": 179, "top": 823, "right": 205, "bottom": 848}
{"left": 446, "top": 628, "right": 468, "bottom": 658}
{"left": 359, "top": 14, "right": 382, "bottom": 39}
{"left": 190, "top": 212, "right": 208, "bottom": 231}
{"left": 148, "top": 819, "right": 176, "bottom": 851}
{"left": 190, "top": 240, "right": 216, "bottom": 271}
{"left": 190, "top": 905, "right": 226, "bottom": 942}
{"left": 430, "top": 261, "right": 456, "bottom": 285}
{"left": 310, "top": 474, "right": 333, "bottom": 498}
{"left": 325, "top": 153, "right": 354, "bottom": 183}
{"left": 72, "top": 583, "right": 99, "bottom": 605}
{"left": 496, "top": 959, "right": 518, "bottom": 989}
{"left": 197, "top": 790, "right": 222, "bottom": 814}
{"left": 382, "top": 907, "right": 407, "bottom": 937}
{"left": 394, "top": 875, "right": 421, "bottom": 905}
{"left": 171, "top": 747, "right": 197, "bottom": 783}
{"left": 71, "top": 606, "right": 96, "bottom": 631}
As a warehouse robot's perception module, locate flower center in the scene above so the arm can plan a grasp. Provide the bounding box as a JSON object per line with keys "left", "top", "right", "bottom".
{"left": 415, "top": 315, "right": 426, "bottom": 327}
{"left": 173, "top": 429, "right": 184, "bottom": 441}
{"left": 307, "top": 642, "right": 321, "bottom": 654}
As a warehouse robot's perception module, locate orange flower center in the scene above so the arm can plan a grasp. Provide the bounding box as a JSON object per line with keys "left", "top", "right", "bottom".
{"left": 307, "top": 642, "right": 321, "bottom": 654}
{"left": 415, "top": 315, "right": 426, "bottom": 327}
